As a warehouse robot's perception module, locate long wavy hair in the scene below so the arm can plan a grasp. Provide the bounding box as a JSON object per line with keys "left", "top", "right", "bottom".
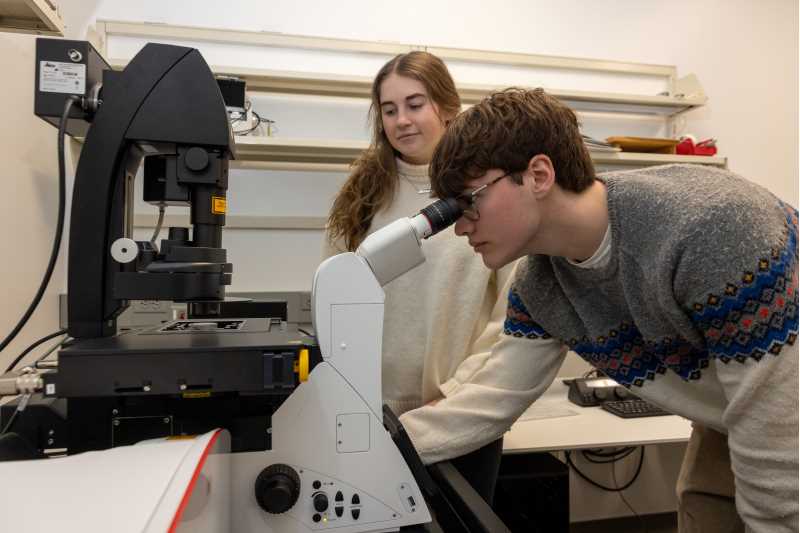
{"left": 326, "top": 51, "right": 461, "bottom": 251}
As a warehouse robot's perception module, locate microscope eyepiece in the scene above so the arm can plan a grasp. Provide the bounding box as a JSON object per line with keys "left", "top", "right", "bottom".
{"left": 418, "top": 198, "right": 463, "bottom": 238}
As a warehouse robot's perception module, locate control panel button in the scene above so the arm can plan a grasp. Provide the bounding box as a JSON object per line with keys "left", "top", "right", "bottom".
{"left": 312, "top": 513, "right": 321, "bottom": 523}
{"left": 312, "top": 480, "right": 321, "bottom": 490}
{"left": 335, "top": 506, "right": 343, "bottom": 517}
{"left": 313, "top": 492, "right": 329, "bottom": 513}
{"left": 335, "top": 490, "right": 343, "bottom": 502}
{"left": 351, "top": 493, "right": 360, "bottom": 505}
{"left": 351, "top": 508, "right": 361, "bottom": 520}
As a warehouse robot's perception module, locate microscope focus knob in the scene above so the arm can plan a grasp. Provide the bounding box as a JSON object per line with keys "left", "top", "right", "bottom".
{"left": 254, "top": 464, "right": 301, "bottom": 514}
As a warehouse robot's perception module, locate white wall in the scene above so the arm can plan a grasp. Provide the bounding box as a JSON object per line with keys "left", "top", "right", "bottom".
{"left": 2, "top": 0, "right": 797, "bottom": 369}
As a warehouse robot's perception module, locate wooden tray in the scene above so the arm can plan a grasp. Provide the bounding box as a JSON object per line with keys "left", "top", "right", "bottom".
{"left": 605, "top": 136, "right": 680, "bottom": 154}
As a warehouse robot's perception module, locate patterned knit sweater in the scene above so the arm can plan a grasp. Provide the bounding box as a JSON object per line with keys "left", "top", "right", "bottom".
{"left": 322, "top": 158, "right": 561, "bottom": 464}
{"left": 508, "top": 164, "right": 798, "bottom": 533}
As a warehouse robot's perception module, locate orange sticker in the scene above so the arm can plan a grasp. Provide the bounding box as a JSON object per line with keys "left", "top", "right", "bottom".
{"left": 212, "top": 196, "right": 227, "bottom": 215}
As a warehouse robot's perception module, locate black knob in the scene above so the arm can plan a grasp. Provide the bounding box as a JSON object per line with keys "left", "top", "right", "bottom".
{"left": 313, "top": 492, "right": 329, "bottom": 513}
{"left": 593, "top": 388, "right": 608, "bottom": 401}
{"left": 614, "top": 386, "right": 630, "bottom": 400}
{"left": 254, "top": 464, "right": 301, "bottom": 514}
{"left": 185, "top": 147, "right": 210, "bottom": 172}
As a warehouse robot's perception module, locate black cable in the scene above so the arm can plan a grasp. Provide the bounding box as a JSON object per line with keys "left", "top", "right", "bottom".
{"left": 5, "top": 329, "right": 67, "bottom": 373}
{"left": 297, "top": 328, "right": 313, "bottom": 337}
{"left": 33, "top": 334, "right": 69, "bottom": 368}
{"left": 0, "top": 96, "right": 78, "bottom": 357}
{"left": 564, "top": 446, "right": 645, "bottom": 492}
{"left": 233, "top": 110, "right": 275, "bottom": 136}
{"left": 584, "top": 446, "right": 636, "bottom": 458}
{"left": 582, "top": 447, "right": 637, "bottom": 464}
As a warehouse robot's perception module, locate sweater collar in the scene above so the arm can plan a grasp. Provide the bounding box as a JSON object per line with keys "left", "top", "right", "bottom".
{"left": 396, "top": 157, "right": 430, "bottom": 183}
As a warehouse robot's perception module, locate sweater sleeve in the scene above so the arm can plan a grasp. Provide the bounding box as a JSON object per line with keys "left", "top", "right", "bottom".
{"left": 679, "top": 202, "right": 798, "bottom": 532}
{"left": 398, "top": 261, "right": 567, "bottom": 464}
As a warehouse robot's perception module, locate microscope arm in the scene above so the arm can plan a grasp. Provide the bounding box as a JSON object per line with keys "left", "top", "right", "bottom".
{"left": 311, "top": 198, "right": 461, "bottom": 416}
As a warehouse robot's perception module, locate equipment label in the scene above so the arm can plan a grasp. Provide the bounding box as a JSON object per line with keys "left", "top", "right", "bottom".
{"left": 212, "top": 196, "right": 227, "bottom": 215}
{"left": 39, "top": 61, "right": 86, "bottom": 94}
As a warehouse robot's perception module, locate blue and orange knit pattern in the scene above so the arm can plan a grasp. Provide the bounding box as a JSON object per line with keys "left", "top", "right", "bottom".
{"left": 503, "top": 203, "right": 799, "bottom": 389}
{"left": 504, "top": 290, "right": 550, "bottom": 339}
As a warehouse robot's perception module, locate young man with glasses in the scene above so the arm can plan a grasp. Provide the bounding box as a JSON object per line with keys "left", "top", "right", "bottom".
{"left": 430, "top": 88, "right": 798, "bottom": 533}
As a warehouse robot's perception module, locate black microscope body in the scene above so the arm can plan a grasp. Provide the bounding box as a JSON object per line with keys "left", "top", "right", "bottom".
{"left": 22, "top": 38, "right": 319, "bottom": 455}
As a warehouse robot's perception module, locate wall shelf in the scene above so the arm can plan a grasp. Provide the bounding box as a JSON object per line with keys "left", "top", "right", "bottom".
{"left": 108, "top": 62, "right": 704, "bottom": 118}
{"left": 216, "top": 66, "right": 705, "bottom": 115}
{"left": 0, "top": 0, "right": 63, "bottom": 36}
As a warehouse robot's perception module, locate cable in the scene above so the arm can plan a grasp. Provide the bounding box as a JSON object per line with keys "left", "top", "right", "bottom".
{"left": 5, "top": 329, "right": 67, "bottom": 374}
{"left": 0, "top": 393, "right": 31, "bottom": 436}
{"left": 33, "top": 335, "right": 70, "bottom": 368}
{"left": 564, "top": 446, "right": 645, "bottom": 492}
{"left": 584, "top": 446, "right": 635, "bottom": 457}
{"left": 612, "top": 455, "right": 649, "bottom": 533}
{"left": 582, "top": 447, "right": 637, "bottom": 464}
{"left": 233, "top": 109, "right": 275, "bottom": 136}
{"left": 150, "top": 204, "right": 166, "bottom": 251}
{"left": 0, "top": 96, "right": 78, "bottom": 356}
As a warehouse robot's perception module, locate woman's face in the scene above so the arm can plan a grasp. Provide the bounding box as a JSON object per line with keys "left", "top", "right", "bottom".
{"left": 378, "top": 73, "right": 448, "bottom": 165}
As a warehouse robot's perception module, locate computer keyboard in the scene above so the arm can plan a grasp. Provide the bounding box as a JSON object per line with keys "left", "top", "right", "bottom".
{"left": 601, "top": 399, "right": 671, "bottom": 418}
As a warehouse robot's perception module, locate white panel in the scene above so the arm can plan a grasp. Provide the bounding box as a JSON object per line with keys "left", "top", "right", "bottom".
{"left": 330, "top": 303, "right": 384, "bottom": 416}
{"left": 337, "top": 413, "right": 370, "bottom": 453}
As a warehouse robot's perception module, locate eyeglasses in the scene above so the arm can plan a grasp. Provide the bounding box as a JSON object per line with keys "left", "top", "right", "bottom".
{"left": 455, "top": 173, "right": 513, "bottom": 221}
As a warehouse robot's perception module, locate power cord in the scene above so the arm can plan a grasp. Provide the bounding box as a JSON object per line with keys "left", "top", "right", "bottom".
{"left": 0, "top": 96, "right": 78, "bottom": 357}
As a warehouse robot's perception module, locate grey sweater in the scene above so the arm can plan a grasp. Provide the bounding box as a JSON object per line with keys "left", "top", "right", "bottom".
{"left": 509, "top": 165, "right": 798, "bottom": 532}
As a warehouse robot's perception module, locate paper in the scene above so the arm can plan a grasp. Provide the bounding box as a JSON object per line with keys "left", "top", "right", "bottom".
{"left": 518, "top": 401, "right": 579, "bottom": 421}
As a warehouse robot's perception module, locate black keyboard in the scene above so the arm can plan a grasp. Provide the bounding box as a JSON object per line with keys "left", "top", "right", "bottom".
{"left": 601, "top": 399, "right": 671, "bottom": 418}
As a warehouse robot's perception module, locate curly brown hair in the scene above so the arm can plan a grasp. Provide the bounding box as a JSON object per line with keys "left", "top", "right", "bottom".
{"left": 326, "top": 51, "right": 461, "bottom": 251}
{"left": 430, "top": 88, "right": 595, "bottom": 199}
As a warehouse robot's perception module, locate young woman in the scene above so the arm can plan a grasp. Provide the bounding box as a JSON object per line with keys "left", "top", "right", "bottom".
{"left": 323, "top": 52, "right": 551, "bottom": 504}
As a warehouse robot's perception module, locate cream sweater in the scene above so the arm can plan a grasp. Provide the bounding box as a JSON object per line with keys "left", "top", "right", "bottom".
{"left": 322, "top": 158, "right": 565, "bottom": 464}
